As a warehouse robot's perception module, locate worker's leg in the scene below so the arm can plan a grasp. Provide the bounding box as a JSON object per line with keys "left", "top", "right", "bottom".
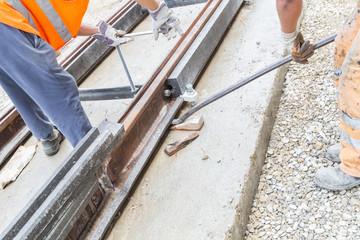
{"left": 276, "top": 0, "right": 302, "bottom": 33}
{"left": 338, "top": 29, "right": 360, "bottom": 177}
{"left": 0, "top": 23, "right": 92, "bottom": 147}
{"left": 315, "top": 29, "right": 360, "bottom": 190}
{"left": 324, "top": 3, "right": 360, "bottom": 161}
{"left": 333, "top": 0, "right": 360, "bottom": 87}
{"left": 276, "top": 0, "right": 303, "bottom": 51}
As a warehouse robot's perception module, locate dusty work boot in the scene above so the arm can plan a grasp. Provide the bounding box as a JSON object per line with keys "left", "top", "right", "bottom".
{"left": 41, "top": 129, "right": 64, "bottom": 156}
{"left": 324, "top": 143, "right": 341, "bottom": 163}
{"left": 314, "top": 166, "right": 360, "bottom": 191}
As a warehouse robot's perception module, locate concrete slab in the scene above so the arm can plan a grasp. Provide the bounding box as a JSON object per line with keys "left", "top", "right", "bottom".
{"left": 106, "top": 0, "right": 288, "bottom": 239}
{"left": 0, "top": 4, "right": 205, "bottom": 234}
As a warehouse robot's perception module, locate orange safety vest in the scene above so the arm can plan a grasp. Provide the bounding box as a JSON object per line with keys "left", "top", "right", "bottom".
{"left": 0, "top": 0, "right": 89, "bottom": 50}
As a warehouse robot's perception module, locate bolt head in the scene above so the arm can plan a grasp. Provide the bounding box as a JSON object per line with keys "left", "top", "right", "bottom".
{"left": 164, "top": 89, "right": 172, "bottom": 97}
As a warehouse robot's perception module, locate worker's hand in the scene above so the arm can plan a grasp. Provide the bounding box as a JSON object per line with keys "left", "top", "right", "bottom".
{"left": 291, "top": 32, "right": 315, "bottom": 64}
{"left": 149, "top": 2, "right": 184, "bottom": 40}
{"left": 92, "top": 21, "right": 133, "bottom": 47}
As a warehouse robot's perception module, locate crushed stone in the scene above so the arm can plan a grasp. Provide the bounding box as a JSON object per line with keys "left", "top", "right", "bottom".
{"left": 245, "top": 0, "right": 360, "bottom": 239}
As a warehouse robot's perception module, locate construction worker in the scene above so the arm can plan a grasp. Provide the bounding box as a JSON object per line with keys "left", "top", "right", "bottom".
{"left": 0, "top": 0, "right": 182, "bottom": 156}
{"left": 277, "top": 0, "right": 360, "bottom": 190}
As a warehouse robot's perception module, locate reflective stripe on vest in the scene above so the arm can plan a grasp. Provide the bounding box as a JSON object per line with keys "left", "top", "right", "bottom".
{"left": 7, "top": 0, "right": 72, "bottom": 43}
{"left": 6, "top": 0, "right": 36, "bottom": 29}
{"left": 341, "top": 130, "right": 360, "bottom": 149}
{"left": 341, "top": 111, "right": 360, "bottom": 149}
{"left": 341, "top": 111, "right": 360, "bottom": 130}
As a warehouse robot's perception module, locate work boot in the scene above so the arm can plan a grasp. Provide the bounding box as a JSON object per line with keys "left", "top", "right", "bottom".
{"left": 325, "top": 143, "right": 341, "bottom": 163}
{"left": 41, "top": 129, "right": 64, "bottom": 156}
{"left": 314, "top": 166, "right": 360, "bottom": 191}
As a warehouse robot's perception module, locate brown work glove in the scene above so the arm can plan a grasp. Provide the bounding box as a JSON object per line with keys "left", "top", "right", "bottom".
{"left": 292, "top": 32, "right": 315, "bottom": 64}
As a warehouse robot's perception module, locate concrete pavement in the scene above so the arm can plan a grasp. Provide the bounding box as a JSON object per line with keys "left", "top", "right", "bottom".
{"left": 106, "top": 0, "right": 288, "bottom": 239}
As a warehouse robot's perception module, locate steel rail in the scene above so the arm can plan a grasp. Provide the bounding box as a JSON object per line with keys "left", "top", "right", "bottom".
{"left": 104, "top": 0, "right": 222, "bottom": 191}
{"left": 86, "top": 0, "right": 247, "bottom": 238}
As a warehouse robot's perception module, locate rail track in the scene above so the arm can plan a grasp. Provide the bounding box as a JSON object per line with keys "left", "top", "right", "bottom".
{"left": 0, "top": 0, "right": 245, "bottom": 239}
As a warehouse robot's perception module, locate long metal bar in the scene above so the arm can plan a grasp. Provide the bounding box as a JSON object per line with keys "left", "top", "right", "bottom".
{"left": 0, "top": 128, "right": 100, "bottom": 240}
{"left": 78, "top": 85, "right": 142, "bottom": 101}
{"left": 172, "top": 34, "right": 337, "bottom": 125}
{"left": 123, "top": 29, "right": 163, "bottom": 37}
{"left": 1, "top": 121, "right": 125, "bottom": 240}
{"left": 123, "top": 30, "right": 152, "bottom": 37}
{"left": 90, "top": 98, "right": 182, "bottom": 240}
{"left": 165, "top": 0, "right": 208, "bottom": 8}
{"left": 116, "top": 45, "right": 137, "bottom": 93}
{"left": 0, "top": 106, "right": 30, "bottom": 167}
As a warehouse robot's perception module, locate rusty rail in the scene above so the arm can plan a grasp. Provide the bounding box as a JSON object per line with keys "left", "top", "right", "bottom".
{"left": 112, "top": 0, "right": 221, "bottom": 182}
{"left": 87, "top": 0, "right": 247, "bottom": 238}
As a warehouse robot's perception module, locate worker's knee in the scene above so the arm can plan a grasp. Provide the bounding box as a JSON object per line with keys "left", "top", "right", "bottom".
{"left": 277, "top": 0, "right": 300, "bottom": 10}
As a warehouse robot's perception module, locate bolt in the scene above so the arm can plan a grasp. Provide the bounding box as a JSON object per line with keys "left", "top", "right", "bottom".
{"left": 164, "top": 89, "right": 172, "bottom": 97}
{"left": 186, "top": 84, "right": 194, "bottom": 93}
{"left": 185, "top": 84, "right": 197, "bottom": 106}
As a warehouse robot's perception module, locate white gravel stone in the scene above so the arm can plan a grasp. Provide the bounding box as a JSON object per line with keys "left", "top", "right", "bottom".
{"left": 309, "top": 224, "right": 317, "bottom": 231}
{"left": 245, "top": 0, "right": 360, "bottom": 239}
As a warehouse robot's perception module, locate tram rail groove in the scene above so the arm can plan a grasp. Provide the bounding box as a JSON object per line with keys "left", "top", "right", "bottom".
{"left": 86, "top": 0, "right": 245, "bottom": 238}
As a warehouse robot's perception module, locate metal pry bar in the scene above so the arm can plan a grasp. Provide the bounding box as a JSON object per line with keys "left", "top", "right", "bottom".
{"left": 121, "top": 29, "right": 166, "bottom": 38}
{"left": 123, "top": 31, "right": 153, "bottom": 37}
{"left": 171, "top": 34, "right": 337, "bottom": 125}
{"left": 115, "top": 45, "right": 136, "bottom": 93}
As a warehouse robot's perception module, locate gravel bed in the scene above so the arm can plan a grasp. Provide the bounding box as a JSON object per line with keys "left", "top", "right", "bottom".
{"left": 245, "top": 0, "right": 360, "bottom": 239}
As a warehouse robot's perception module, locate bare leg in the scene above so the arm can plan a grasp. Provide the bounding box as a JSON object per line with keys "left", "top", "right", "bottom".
{"left": 276, "top": 0, "right": 302, "bottom": 34}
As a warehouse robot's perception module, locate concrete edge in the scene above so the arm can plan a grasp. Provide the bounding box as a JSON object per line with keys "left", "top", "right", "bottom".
{"left": 227, "top": 62, "right": 290, "bottom": 240}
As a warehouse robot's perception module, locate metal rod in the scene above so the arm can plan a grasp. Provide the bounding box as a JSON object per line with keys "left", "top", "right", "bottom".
{"left": 123, "top": 31, "right": 153, "bottom": 37}
{"left": 172, "top": 34, "right": 337, "bottom": 125}
{"left": 165, "top": 0, "right": 208, "bottom": 8}
{"left": 116, "top": 45, "right": 136, "bottom": 93}
{"left": 123, "top": 29, "right": 166, "bottom": 38}
{"left": 78, "top": 85, "right": 143, "bottom": 101}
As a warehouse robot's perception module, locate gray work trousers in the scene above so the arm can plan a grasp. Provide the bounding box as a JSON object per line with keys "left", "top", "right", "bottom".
{"left": 0, "top": 23, "right": 92, "bottom": 147}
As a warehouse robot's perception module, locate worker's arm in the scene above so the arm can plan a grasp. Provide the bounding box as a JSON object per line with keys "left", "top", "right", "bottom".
{"left": 77, "top": 24, "right": 98, "bottom": 36}
{"left": 82, "top": 0, "right": 182, "bottom": 46}
{"left": 141, "top": 0, "right": 183, "bottom": 40}
{"left": 131, "top": 0, "right": 183, "bottom": 40}
{"left": 276, "top": 0, "right": 314, "bottom": 64}
{"left": 77, "top": 23, "right": 133, "bottom": 46}
{"left": 134, "top": 0, "right": 159, "bottom": 11}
